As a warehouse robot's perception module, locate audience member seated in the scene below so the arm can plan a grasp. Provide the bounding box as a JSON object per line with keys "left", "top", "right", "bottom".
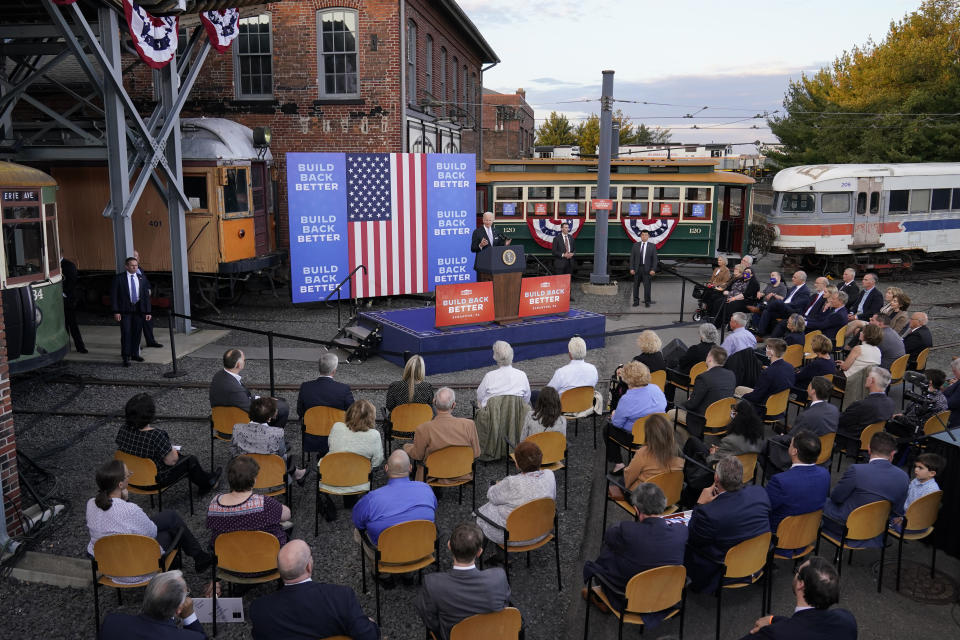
{"left": 883, "top": 290, "right": 911, "bottom": 334}
{"left": 720, "top": 312, "right": 756, "bottom": 357}
{"left": 604, "top": 361, "right": 667, "bottom": 472}
{"left": 99, "top": 571, "right": 207, "bottom": 640}
{"left": 834, "top": 323, "right": 882, "bottom": 392}
{"left": 836, "top": 367, "right": 896, "bottom": 451}
{"left": 794, "top": 335, "right": 837, "bottom": 394}
{"left": 838, "top": 267, "right": 860, "bottom": 312}
{"left": 738, "top": 557, "right": 856, "bottom": 640}
{"left": 87, "top": 460, "right": 213, "bottom": 581}
{"left": 769, "top": 277, "right": 827, "bottom": 338}
{"left": 684, "top": 456, "right": 771, "bottom": 593}
{"left": 609, "top": 414, "right": 683, "bottom": 502}
{"left": 902, "top": 312, "right": 933, "bottom": 369}
{"left": 353, "top": 450, "right": 437, "bottom": 546}
{"left": 747, "top": 270, "right": 787, "bottom": 316}
{"left": 611, "top": 331, "right": 666, "bottom": 408}
{"left": 765, "top": 430, "right": 831, "bottom": 532}
{"left": 231, "top": 397, "right": 308, "bottom": 486}
{"left": 804, "top": 290, "right": 849, "bottom": 337}
{"left": 476, "top": 340, "right": 531, "bottom": 409}
{"left": 944, "top": 358, "right": 960, "bottom": 428}
{"left": 520, "top": 386, "right": 567, "bottom": 441}
{"left": 670, "top": 346, "right": 736, "bottom": 441}
{"left": 667, "top": 324, "right": 720, "bottom": 404}
{"left": 703, "top": 256, "right": 732, "bottom": 318}
{"left": 737, "top": 339, "right": 795, "bottom": 416}
{"left": 846, "top": 273, "right": 882, "bottom": 322}
{"left": 416, "top": 523, "right": 511, "bottom": 640}
{"left": 320, "top": 399, "right": 385, "bottom": 513}
{"left": 385, "top": 354, "right": 435, "bottom": 414}
{"left": 250, "top": 539, "right": 379, "bottom": 640}
{"left": 873, "top": 313, "right": 906, "bottom": 370}
{"left": 477, "top": 441, "right": 555, "bottom": 545}
{"left": 822, "top": 432, "right": 908, "bottom": 546}
{"left": 583, "top": 483, "right": 688, "bottom": 617}
{"left": 890, "top": 453, "right": 945, "bottom": 533}
{"left": 757, "top": 271, "right": 811, "bottom": 336}
{"left": 886, "top": 369, "right": 948, "bottom": 439}
{"left": 718, "top": 265, "right": 759, "bottom": 324}
{"left": 404, "top": 387, "right": 480, "bottom": 482}
{"left": 767, "top": 377, "right": 839, "bottom": 472}
{"left": 206, "top": 455, "right": 290, "bottom": 547}
{"left": 116, "top": 393, "right": 221, "bottom": 495}
{"left": 546, "top": 336, "right": 599, "bottom": 397}
{"left": 780, "top": 314, "right": 807, "bottom": 346}
{"left": 845, "top": 285, "right": 902, "bottom": 348}
{"left": 210, "top": 348, "right": 289, "bottom": 427}
{"left": 297, "top": 352, "right": 355, "bottom": 456}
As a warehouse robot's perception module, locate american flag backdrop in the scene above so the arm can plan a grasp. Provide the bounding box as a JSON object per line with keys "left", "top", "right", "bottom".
{"left": 347, "top": 153, "right": 429, "bottom": 298}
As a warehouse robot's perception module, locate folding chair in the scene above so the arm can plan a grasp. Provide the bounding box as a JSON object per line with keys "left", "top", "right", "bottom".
{"left": 114, "top": 450, "right": 193, "bottom": 515}
{"left": 476, "top": 497, "right": 561, "bottom": 590}
{"left": 818, "top": 499, "right": 891, "bottom": 592}
{"left": 888, "top": 490, "right": 942, "bottom": 591}
{"left": 210, "top": 406, "right": 249, "bottom": 468}
{"left": 360, "top": 520, "right": 438, "bottom": 626}
{"left": 583, "top": 565, "right": 686, "bottom": 640}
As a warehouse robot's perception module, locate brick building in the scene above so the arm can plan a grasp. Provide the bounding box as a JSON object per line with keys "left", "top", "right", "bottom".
{"left": 0, "top": 292, "right": 19, "bottom": 537}
{"left": 480, "top": 88, "right": 534, "bottom": 167}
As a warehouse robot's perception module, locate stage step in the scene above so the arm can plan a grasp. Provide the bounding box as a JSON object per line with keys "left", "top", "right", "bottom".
{"left": 345, "top": 325, "right": 373, "bottom": 340}
{"left": 334, "top": 337, "right": 360, "bottom": 348}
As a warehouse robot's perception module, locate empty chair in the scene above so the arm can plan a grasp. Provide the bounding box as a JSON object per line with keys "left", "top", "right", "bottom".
{"left": 212, "top": 530, "right": 281, "bottom": 635}
{"left": 210, "top": 405, "right": 250, "bottom": 467}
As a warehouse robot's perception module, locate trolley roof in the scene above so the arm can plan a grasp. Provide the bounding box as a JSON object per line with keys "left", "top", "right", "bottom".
{"left": 181, "top": 118, "right": 272, "bottom": 163}
{"left": 773, "top": 163, "right": 960, "bottom": 191}
{"left": 0, "top": 161, "right": 57, "bottom": 187}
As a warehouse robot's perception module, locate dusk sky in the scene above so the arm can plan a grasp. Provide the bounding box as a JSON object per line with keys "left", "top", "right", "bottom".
{"left": 459, "top": 0, "right": 921, "bottom": 146}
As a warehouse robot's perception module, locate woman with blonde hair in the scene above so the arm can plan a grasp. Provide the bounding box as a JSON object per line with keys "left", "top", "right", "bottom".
{"left": 632, "top": 329, "right": 665, "bottom": 373}
{"left": 604, "top": 361, "right": 666, "bottom": 471}
{"left": 385, "top": 354, "right": 434, "bottom": 413}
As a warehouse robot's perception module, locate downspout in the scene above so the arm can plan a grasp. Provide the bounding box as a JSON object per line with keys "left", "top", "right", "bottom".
{"left": 399, "top": 0, "right": 406, "bottom": 152}
{"left": 479, "top": 61, "right": 498, "bottom": 169}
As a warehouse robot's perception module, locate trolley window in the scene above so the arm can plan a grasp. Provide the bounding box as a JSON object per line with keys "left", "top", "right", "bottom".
{"left": 622, "top": 187, "right": 648, "bottom": 200}
{"left": 888, "top": 190, "right": 909, "bottom": 213}
{"left": 494, "top": 186, "right": 522, "bottom": 200}
{"left": 223, "top": 168, "right": 250, "bottom": 215}
{"left": 685, "top": 187, "right": 710, "bottom": 201}
{"left": 45, "top": 203, "right": 59, "bottom": 276}
{"left": 184, "top": 175, "right": 209, "bottom": 210}
{"left": 953, "top": 188, "right": 960, "bottom": 210}
{"left": 909, "top": 189, "right": 929, "bottom": 213}
{"left": 780, "top": 193, "right": 815, "bottom": 212}
{"left": 2, "top": 189, "right": 45, "bottom": 282}
{"left": 931, "top": 188, "right": 951, "bottom": 211}
{"left": 652, "top": 187, "right": 680, "bottom": 200}
{"left": 821, "top": 192, "right": 850, "bottom": 214}
{"left": 856, "top": 192, "right": 866, "bottom": 214}
{"left": 558, "top": 186, "right": 586, "bottom": 199}
{"left": 526, "top": 186, "right": 554, "bottom": 200}
{"left": 527, "top": 186, "right": 554, "bottom": 216}
{"left": 869, "top": 192, "right": 879, "bottom": 214}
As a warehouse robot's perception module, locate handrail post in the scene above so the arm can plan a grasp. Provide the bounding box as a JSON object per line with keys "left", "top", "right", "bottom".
{"left": 268, "top": 332, "right": 276, "bottom": 397}
{"left": 163, "top": 309, "right": 187, "bottom": 378}
{"left": 676, "top": 278, "right": 686, "bottom": 325}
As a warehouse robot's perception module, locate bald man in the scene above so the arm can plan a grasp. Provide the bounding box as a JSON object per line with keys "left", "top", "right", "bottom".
{"left": 352, "top": 450, "right": 437, "bottom": 545}
{"left": 250, "top": 540, "right": 379, "bottom": 640}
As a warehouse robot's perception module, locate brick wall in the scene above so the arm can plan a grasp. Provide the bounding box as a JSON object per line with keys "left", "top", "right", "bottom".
{"left": 0, "top": 291, "right": 22, "bottom": 537}
{"left": 481, "top": 89, "right": 535, "bottom": 167}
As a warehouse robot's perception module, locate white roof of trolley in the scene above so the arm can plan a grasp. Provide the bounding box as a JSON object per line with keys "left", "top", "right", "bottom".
{"left": 180, "top": 117, "right": 272, "bottom": 162}
{"left": 772, "top": 162, "right": 960, "bottom": 191}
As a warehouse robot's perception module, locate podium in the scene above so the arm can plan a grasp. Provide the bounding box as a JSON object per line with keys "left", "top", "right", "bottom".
{"left": 477, "top": 245, "right": 525, "bottom": 323}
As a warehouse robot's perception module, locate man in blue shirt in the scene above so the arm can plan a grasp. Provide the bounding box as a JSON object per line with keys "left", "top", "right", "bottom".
{"left": 353, "top": 449, "right": 437, "bottom": 545}
{"left": 721, "top": 312, "right": 756, "bottom": 356}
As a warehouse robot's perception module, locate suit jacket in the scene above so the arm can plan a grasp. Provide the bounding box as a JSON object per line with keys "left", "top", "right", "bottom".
{"left": 470, "top": 226, "right": 507, "bottom": 270}
{"left": 61, "top": 258, "right": 81, "bottom": 307}
{"left": 416, "top": 567, "right": 511, "bottom": 640}
{"left": 743, "top": 359, "right": 795, "bottom": 414}
{"left": 110, "top": 270, "right": 152, "bottom": 315}
{"left": 678, "top": 341, "right": 714, "bottom": 374}
{"left": 685, "top": 484, "right": 771, "bottom": 593}
{"left": 210, "top": 369, "right": 253, "bottom": 412}
{"left": 805, "top": 306, "right": 847, "bottom": 335}
{"left": 945, "top": 381, "right": 960, "bottom": 428}
{"left": 794, "top": 357, "right": 837, "bottom": 393}
{"left": 297, "top": 376, "right": 355, "bottom": 417}
{"left": 99, "top": 613, "right": 206, "bottom": 640}
{"left": 852, "top": 287, "right": 883, "bottom": 320}
{"left": 902, "top": 325, "right": 932, "bottom": 365}
{"left": 551, "top": 233, "right": 575, "bottom": 265}
{"left": 404, "top": 413, "right": 481, "bottom": 461}
{"left": 780, "top": 284, "right": 812, "bottom": 314}
{"left": 725, "top": 348, "right": 763, "bottom": 389}
{"left": 629, "top": 240, "right": 658, "bottom": 273}
{"left": 249, "top": 581, "right": 379, "bottom": 640}
{"left": 839, "top": 280, "right": 860, "bottom": 311}
{"left": 681, "top": 366, "right": 737, "bottom": 436}
{"left": 824, "top": 458, "right": 909, "bottom": 545}
{"left": 837, "top": 392, "right": 896, "bottom": 438}
{"left": 801, "top": 292, "right": 827, "bottom": 318}
{"left": 766, "top": 464, "right": 831, "bottom": 532}
{"left": 792, "top": 401, "right": 840, "bottom": 436}
{"left": 740, "top": 607, "right": 857, "bottom": 640}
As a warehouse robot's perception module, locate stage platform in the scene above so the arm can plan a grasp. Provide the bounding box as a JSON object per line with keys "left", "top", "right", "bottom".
{"left": 359, "top": 306, "right": 606, "bottom": 374}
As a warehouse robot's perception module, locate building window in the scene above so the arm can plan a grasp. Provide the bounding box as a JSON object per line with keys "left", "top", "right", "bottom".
{"left": 451, "top": 56, "right": 458, "bottom": 117}
{"left": 472, "top": 72, "right": 478, "bottom": 125}
{"left": 317, "top": 9, "right": 358, "bottom": 98}
{"left": 439, "top": 47, "right": 447, "bottom": 110}
{"left": 425, "top": 35, "right": 434, "bottom": 102}
{"left": 462, "top": 66, "right": 468, "bottom": 121}
{"left": 234, "top": 14, "right": 272, "bottom": 99}
{"left": 406, "top": 20, "right": 417, "bottom": 108}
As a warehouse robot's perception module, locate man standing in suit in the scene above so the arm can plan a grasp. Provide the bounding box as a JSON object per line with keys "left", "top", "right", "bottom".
{"left": 470, "top": 211, "right": 510, "bottom": 280}
{"left": 757, "top": 271, "right": 811, "bottom": 336}
{"left": 685, "top": 456, "right": 771, "bottom": 593}
{"left": 110, "top": 256, "right": 151, "bottom": 367}
{"left": 583, "top": 483, "right": 687, "bottom": 613}
{"left": 836, "top": 366, "right": 896, "bottom": 449}
{"left": 629, "top": 229, "right": 658, "bottom": 307}
{"left": 404, "top": 387, "right": 481, "bottom": 477}
{"left": 902, "top": 312, "right": 933, "bottom": 369}
{"left": 671, "top": 346, "right": 736, "bottom": 441}
{"left": 848, "top": 273, "right": 882, "bottom": 321}
{"left": 822, "top": 431, "right": 908, "bottom": 546}
{"left": 297, "top": 352, "right": 355, "bottom": 455}
{"left": 416, "top": 522, "right": 511, "bottom": 640}
{"left": 210, "top": 348, "right": 289, "bottom": 427}
{"left": 551, "top": 221, "right": 575, "bottom": 275}
{"left": 250, "top": 539, "right": 379, "bottom": 640}
{"left": 740, "top": 556, "right": 856, "bottom": 640}
{"left": 60, "top": 256, "right": 87, "bottom": 353}
{"left": 765, "top": 431, "right": 831, "bottom": 531}
{"left": 767, "top": 377, "right": 839, "bottom": 472}
{"left": 99, "top": 571, "right": 207, "bottom": 639}
{"left": 838, "top": 268, "right": 860, "bottom": 312}
{"left": 133, "top": 250, "right": 163, "bottom": 348}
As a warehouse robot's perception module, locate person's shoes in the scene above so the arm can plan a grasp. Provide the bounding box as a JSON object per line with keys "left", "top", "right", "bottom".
{"left": 610, "top": 463, "right": 625, "bottom": 475}
{"left": 122, "top": 359, "right": 131, "bottom": 367}
{"left": 147, "top": 343, "right": 164, "bottom": 348}
{"left": 131, "top": 355, "right": 145, "bottom": 362}
{"left": 77, "top": 347, "right": 88, "bottom": 354}
{"left": 195, "top": 551, "right": 215, "bottom": 574}
{"left": 632, "top": 301, "right": 640, "bottom": 307}
{"left": 581, "top": 586, "right": 610, "bottom": 613}
{"left": 199, "top": 467, "right": 223, "bottom": 495}
{"left": 644, "top": 302, "right": 650, "bottom": 308}
{"left": 294, "top": 467, "right": 311, "bottom": 487}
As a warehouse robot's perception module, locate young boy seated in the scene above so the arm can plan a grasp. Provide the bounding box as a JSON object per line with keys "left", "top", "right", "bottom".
{"left": 891, "top": 452, "right": 945, "bottom": 532}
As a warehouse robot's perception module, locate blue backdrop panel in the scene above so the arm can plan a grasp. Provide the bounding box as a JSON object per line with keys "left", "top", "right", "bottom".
{"left": 359, "top": 307, "right": 606, "bottom": 374}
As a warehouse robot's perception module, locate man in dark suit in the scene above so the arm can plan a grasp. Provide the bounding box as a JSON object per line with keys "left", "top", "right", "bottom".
{"left": 765, "top": 431, "right": 831, "bottom": 531}
{"left": 739, "top": 339, "right": 795, "bottom": 417}
{"left": 836, "top": 366, "right": 896, "bottom": 450}
{"left": 767, "top": 377, "right": 839, "bottom": 472}
{"left": 822, "top": 431, "right": 909, "bottom": 546}
{"left": 739, "top": 556, "right": 856, "bottom": 640}
{"left": 250, "top": 539, "right": 379, "bottom": 640}
{"left": 847, "top": 273, "right": 882, "bottom": 321}
{"left": 770, "top": 277, "right": 828, "bottom": 338}
{"left": 133, "top": 249, "right": 163, "bottom": 348}
{"left": 757, "top": 271, "right": 811, "bottom": 336}
{"left": 902, "top": 312, "right": 933, "bottom": 369}
{"left": 470, "top": 211, "right": 510, "bottom": 279}
{"left": 416, "top": 522, "right": 511, "bottom": 640}
{"left": 838, "top": 267, "right": 860, "bottom": 313}
{"left": 629, "top": 229, "right": 658, "bottom": 307}
{"left": 583, "top": 483, "right": 687, "bottom": 613}
{"left": 110, "top": 255, "right": 151, "bottom": 367}
{"left": 804, "top": 290, "right": 849, "bottom": 336}
{"left": 685, "top": 456, "right": 771, "bottom": 593}
{"left": 297, "top": 352, "right": 355, "bottom": 455}
{"left": 99, "top": 571, "right": 207, "bottom": 639}
{"left": 210, "top": 348, "right": 289, "bottom": 427}
{"left": 60, "top": 256, "right": 87, "bottom": 353}
{"left": 946, "top": 358, "right": 960, "bottom": 428}
{"left": 551, "top": 221, "right": 575, "bottom": 275}
{"left": 672, "top": 346, "right": 737, "bottom": 440}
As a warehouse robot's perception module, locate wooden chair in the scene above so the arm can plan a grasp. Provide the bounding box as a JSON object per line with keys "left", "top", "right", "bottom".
{"left": 561, "top": 386, "right": 597, "bottom": 447}
{"left": 609, "top": 413, "right": 663, "bottom": 459}
{"left": 782, "top": 344, "right": 803, "bottom": 369}
{"left": 386, "top": 402, "right": 433, "bottom": 453}
{"left": 302, "top": 406, "right": 346, "bottom": 465}
{"left": 832, "top": 326, "right": 847, "bottom": 360}
{"left": 423, "top": 445, "right": 476, "bottom": 510}
{"left": 787, "top": 373, "right": 834, "bottom": 421}
{"left": 736, "top": 452, "right": 759, "bottom": 485}
{"left": 668, "top": 361, "right": 707, "bottom": 399}
{"left": 818, "top": 500, "right": 891, "bottom": 592}
{"left": 210, "top": 406, "right": 249, "bottom": 468}
{"left": 511, "top": 431, "right": 568, "bottom": 509}
{"left": 212, "top": 530, "right": 281, "bottom": 635}
{"left": 450, "top": 607, "right": 522, "bottom": 640}
{"left": 476, "top": 497, "right": 561, "bottom": 590}
{"left": 769, "top": 510, "right": 823, "bottom": 611}
{"left": 835, "top": 421, "right": 884, "bottom": 472}
{"left": 602, "top": 468, "right": 684, "bottom": 533}
{"left": 888, "top": 490, "right": 943, "bottom": 591}
{"left": 247, "top": 453, "right": 289, "bottom": 506}
{"left": 315, "top": 452, "right": 372, "bottom": 536}
{"left": 923, "top": 411, "right": 951, "bottom": 436}
{"left": 762, "top": 388, "right": 790, "bottom": 431}
{"left": 887, "top": 354, "right": 910, "bottom": 409}
{"left": 914, "top": 347, "right": 931, "bottom": 371}
{"left": 90, "top": 534, "right": 179, "bottom": 632}
{"left": 802, "top": 330, "right": 822, "bottom": 355}
{"left": 675, "top": 396, "right": 736, "bottom": 438}
{"left": 650, "top": 369, "right": 667, "bottom": 392}
{"left": 816, "top": 433, "right": 836, "bottom": 467}
{"left": 360, "top": 520, "right": 438, "bottom": 626}
{"left": 711, "top": 532, "right": 773, "bottom": 640}
{"left": 114, "top": 450, "right": 193, "bottom": 515}
{"left": 583, "top": 565, "right": 686, "bottom": 640}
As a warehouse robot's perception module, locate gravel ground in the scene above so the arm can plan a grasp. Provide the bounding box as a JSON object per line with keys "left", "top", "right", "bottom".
{"left": 2, "top": 255, "right": 960, "bottom": 639}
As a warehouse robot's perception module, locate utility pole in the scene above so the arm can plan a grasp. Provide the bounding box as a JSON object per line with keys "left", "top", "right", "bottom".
{"left": 590, "top": 70, "right": 614, "bottom": 285}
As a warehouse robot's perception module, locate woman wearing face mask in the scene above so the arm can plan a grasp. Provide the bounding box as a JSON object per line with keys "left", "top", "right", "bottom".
{"left": 719, "top": 266, "right": 759, "bottom": 324}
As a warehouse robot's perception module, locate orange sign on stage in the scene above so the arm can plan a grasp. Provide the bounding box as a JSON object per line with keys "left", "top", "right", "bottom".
{"left": 435, "top": 282, "right": 496, "bottom": 327}
{"left": 519, "top": 275, "right": 571, "bottom": 318}
{"left": 591, "top": 198, "right": 614, "bottom": 211}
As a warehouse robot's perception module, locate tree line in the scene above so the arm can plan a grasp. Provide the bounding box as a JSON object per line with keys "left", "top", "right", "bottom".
{"left": 535, "top": 109, "right": 672, "bottom": 155}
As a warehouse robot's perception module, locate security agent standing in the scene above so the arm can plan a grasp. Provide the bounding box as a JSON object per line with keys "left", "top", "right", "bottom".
{"left": 133, "top": 250, "right": 163, "bottom": 348}
{"left": 111, "top": 256, "right": 151, "bottom": 367}
{"left": 470, "top": 211, "right": 510, "bottom": 280}
{"left": 60, "top": 256, "right": 87, "bottom": 353}
{"left": 629, "top": 229, "right": 658, "bottom": 307}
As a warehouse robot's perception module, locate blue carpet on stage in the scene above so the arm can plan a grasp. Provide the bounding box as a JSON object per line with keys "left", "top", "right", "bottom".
{"left": 359, "top": 307, "right": 606, "bottom": 374}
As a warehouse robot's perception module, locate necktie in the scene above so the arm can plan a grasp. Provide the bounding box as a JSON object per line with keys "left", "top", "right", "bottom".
{"left": 641, "top": 242, "right": 647, "bottom": 263}
{"left": 804, "top": 293, "right": 822, "bottom": 316}
{"left": 563, "top": 235, "right": 569, "bottom": 253}
{"left": 486, "top": 227, "right": 493, "bottom": 245}
{"left": 129, "top": 274, "right": 138, "bottom": 304}
{"left": 857, "top": 290, "right": 868, "bottom": 314}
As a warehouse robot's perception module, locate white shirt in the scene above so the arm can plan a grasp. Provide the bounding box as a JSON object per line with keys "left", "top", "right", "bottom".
{"left": 452, "top": 564, "right": 477, "bottom": 571}
{"left": 640, "top": 242, "right": 647, "bottom": 262}
{"left": 857, "top": 286, "right": 874, "bottom": 314}
{"left": 476, "top": 365, "right": 531, "bottom": 408}
{"left": 547, "top": 359, "right": 598, "bottom": 396}
{"left": 224, "top": 369, "right": 242, "bottom": 385}
{"left": 485, "top": 226, "right": 494, "bottom": 245}
{"left": 804, "top": 292, "right": 823, "bottom": 316}
{"left": 563, "top": 234, "right": 570, "bottom": 253}
{"left": 784, "top": 285, "right": 800, "bottom": 304}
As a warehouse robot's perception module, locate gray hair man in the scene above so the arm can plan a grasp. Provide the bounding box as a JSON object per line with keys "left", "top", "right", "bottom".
{"left": 297, "top": 350, "right": 355, "bottom": 453}
{"left": 98, "top": 571, "right": 205, "bottom": 638}
{"left": 404, "top": 387, "right": 481, "bottom": 468}
{"left": 720, "top": 311, "right": 756, "bottom": 356}
{"left": 836, "top": 366, "right": 897, "bottom": 452}
{"left": 546, "top": 336, "right": 599, "bottom": 396}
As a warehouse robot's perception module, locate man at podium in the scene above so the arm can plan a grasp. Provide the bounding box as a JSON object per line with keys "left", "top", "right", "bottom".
{"left": 471, "top": 211, "right": 511, "bottom": 281}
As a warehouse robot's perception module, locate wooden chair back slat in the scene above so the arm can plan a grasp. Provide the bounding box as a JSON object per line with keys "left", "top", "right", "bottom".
{"left": 775, "top": 510, "right": 822, "bottom": 551}
{"left": 524, "top": 431, "right": 566, "bottom": 465}
{"left": 560, "top": 386, "right": 594, "bottom": 414}
{"left": 902, "top": 491, "right": 942, "bottom": 532}
{"left": 623, "top": 565, "right": 686, "bottom": 614}
{"left": 923, "top": 411, "right": 950, "bottom": 436}
{"left": 215, "top": 530, "right": 281, "bottom": 574}
{"left": 93, "top": 534, "right": 162, "bottom": 578}
{"left": 212, "top": 406, "right": 249, "bottom": 439}
{"left": 114, "top": 451, "right": 158, "bottom": 494}
{"left": 845, "top": 500, "right": 891, "bottom": 541}
{"left": 816, "top": 433, "right": 836, "bottom": 465}
{"left": 377, "top": 520, "right": 437, "bottom": 564}
{"left": 247, "top": 453, "right": 287, "bottom": 494}
{"left": 723, "top": 532, "right": 771, "bottom": 579}
{"left": 303, "top": 406, "right": 346, "bottom": 437}
{"left": 450, "top": 607, "right": 522, "bottom": 640}
{"left": 319, "top": 451, "right": 372, "bottom": 488}
{"left": 650, "top": 370, "right": 667, "bottom": 392}
{"left": 646, "top": 470, "right": 683, "bottom": 507}
{"left": 504, "top": 497, "right": 555, "bottom": 543}
{"left": 424, "top": 446, "right": 474, "bottom": 480}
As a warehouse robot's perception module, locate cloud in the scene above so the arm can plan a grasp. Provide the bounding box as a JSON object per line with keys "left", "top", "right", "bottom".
{"left": 458, "top": 0, "right": 601, "bottom": 24}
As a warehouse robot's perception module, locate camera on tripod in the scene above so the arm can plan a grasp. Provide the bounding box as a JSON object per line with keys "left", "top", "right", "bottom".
{"left": 903, "top": 370, "right": 935, "bottom": 406}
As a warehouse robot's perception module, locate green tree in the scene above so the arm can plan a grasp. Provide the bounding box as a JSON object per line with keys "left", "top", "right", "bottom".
{"left": 631, "top": 123, "right": 673, "bottom": 145}
{"left": 768, "top": 0, "right": 960, "bottom": 167}
{"left": 574, "top": 109, "right": 639, "bottom": 154}
{"left": 534, "top": 111, "right": 577, "bottom": 146}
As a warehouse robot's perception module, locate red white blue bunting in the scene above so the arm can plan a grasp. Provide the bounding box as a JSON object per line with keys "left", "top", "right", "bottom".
{"left": 621, "top": 217, "right": 677, "bottom": 249}
{"left": 527, "top": 217, "right": 585, "bottom": 249}
{"left": 200, "top": 8, "right": 241, "bottom": 53}
{"left": 123, "top": 0, "right": 179, "bottom": 69}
